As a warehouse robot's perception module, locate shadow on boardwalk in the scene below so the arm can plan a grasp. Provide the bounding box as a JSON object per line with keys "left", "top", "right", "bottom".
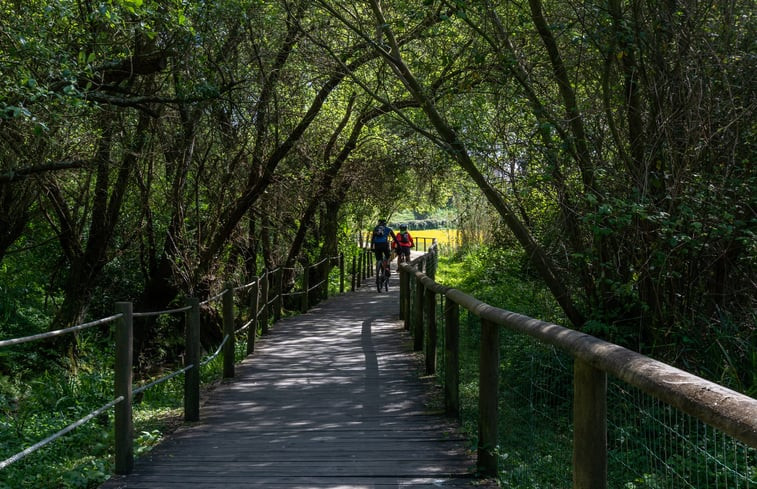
{"left": 101, "top": 276, "right": 494, "bottom": 489}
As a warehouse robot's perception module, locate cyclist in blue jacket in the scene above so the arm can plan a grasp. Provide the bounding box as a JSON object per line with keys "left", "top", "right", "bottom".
{"left": 370, "top": 218, "right": 396, "bottom": 274}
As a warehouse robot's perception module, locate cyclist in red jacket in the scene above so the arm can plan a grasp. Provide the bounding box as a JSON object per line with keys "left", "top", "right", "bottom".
{"left": 393, "top": 224, "right": 414, "bottom": 264}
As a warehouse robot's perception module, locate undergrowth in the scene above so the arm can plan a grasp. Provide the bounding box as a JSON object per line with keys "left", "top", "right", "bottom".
{"left": 434, "top": 246, "right": 756, "bottom": 488}
{"left": 0, "top": 333, "right": 248, "bottom": 488}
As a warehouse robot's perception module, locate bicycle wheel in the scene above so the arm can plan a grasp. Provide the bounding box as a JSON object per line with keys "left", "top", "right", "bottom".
{"left": 376, "top": 262, "right": 382, "bottom": 292}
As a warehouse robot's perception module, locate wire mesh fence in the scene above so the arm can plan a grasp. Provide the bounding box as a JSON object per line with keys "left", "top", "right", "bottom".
{"left": 608, "top": 381, "right": 757, "bottom": 488}
{"left": 437, "top": 308, "right": 756, "bottom": 488}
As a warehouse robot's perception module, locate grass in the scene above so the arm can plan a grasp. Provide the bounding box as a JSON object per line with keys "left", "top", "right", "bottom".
{"left": 0, "top": 332, "right": 242, "bottom": 489}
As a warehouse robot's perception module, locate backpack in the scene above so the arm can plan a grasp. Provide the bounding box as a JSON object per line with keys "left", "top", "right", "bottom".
{"left": 397, "top": 232, "right": 409, "bottom": 245}
{"left": 374, "top": 225, "right": 385, "bottom": 237}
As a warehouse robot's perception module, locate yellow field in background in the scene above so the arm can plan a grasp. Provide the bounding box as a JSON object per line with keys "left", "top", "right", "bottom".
{"left": 410, "top": 228, "right": 458, "bottom": 249}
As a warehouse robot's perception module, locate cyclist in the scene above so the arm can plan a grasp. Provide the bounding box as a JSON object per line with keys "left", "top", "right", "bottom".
{"left": 393, "top": 224, "right": 414, "bottom": 264}
{"left": 370, "top": 218, "right": 396, "bottom": 275}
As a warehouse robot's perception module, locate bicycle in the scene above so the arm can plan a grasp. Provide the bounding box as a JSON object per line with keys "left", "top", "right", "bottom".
{"left": 376, "top": 257, "right": 390, "bottom": 292}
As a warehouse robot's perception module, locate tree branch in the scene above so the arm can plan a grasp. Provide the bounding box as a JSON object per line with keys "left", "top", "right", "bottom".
{"left": 0, "top": 160, "right": 89, "bottom": 183}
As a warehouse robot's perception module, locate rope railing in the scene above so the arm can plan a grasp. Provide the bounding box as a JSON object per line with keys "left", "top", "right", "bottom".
{"left": 236, "top": 316, "right": 255, "bottom": 333}
{"left": 1, "top": 250, "right": 350, "bottom": 477}
{"left": 133, "top": 305, "right": 191, "bottom": 318}
{"left": 308, "top": 279, "right": 327, "bottom": 292}
{"left": 233, "top": 277, "right": 260, "bottom": 293}
{"left": 312, "top": 256, "right": 330, "bottom": 267}
{"left": 0, "top": 247, "right": 373, "bottom": 476}
{"left": 132, "top": 366, "right": 193, "bottom": 396}
{"left": 282, "top": 290, "right": 305, "bottom": 297}
{"left": 200, "top": 334, "right": 229, "bottom": 367}
{"left": 199, "top": 290, "right": 225, "bottom": 306}
{"left": 0, "top": 395, "right": 125, "bottom": 471}
{"left": 0, "top": 314, "right": 122, "bottom": 348}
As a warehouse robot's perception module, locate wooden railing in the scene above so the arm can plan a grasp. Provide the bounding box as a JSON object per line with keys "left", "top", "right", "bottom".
{"left": 399, "top": 245, "right": 757, "bottom": 488}
{"left": 412, "top": 235, "right": 436, "bottom": 252}
{"left": 0, "top": 251, "right": 370, "bottom": 476}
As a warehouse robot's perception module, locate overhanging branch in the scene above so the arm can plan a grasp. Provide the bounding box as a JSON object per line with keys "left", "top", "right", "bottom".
{"left": 0, "top": 160, "right": 89, "bottom": 183}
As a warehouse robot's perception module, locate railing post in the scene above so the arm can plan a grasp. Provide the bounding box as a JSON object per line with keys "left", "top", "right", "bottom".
{"left": 351, "top": 255, "right": 356, "bottom": 291}
{"left": 274, "top": 268, "right": 282, "bottom": 323}
{"left": 399, "top": 265, "right": 406, "bottom": 320}
{"left": 321, "top": 258, "right": 328, "bottom": 300}
{"left": 185, "top": 297, "right": 201, "bottom": 421}
{"left": 222, "top": 285, "right": 235, "bottom": 379}
{"left": 573, "top": 359, "right": 607, "bottom": 489}
{"left": 402, "top": 268, "right": 411, "bottom": 330}
{"left": 478, "top": 318, "right": 499, "bottom": 477}
{"left": 357, "top": 252, "right": 363, "bottom": 287}
{"left": 261, "top": 269, "right": 270, "bottom": 334}
{"left": 339, "top": 253, "right": 345, "bottom": 294}
{"left": 364, "top": 249, "right": 368, "bottom": 281}
{"left": 428, "top": 244, "right": 437, "bottom": 280}
{"left": 247, "top": 280, "right": 258, "bottom": 355}
{"left": 424, "top": 287, "right": 437, "bottom": 375}
{"left": 302, "top": 263, "right": 310, "bottom": 312}
{"left": 444, "top": 298, "right": 460, "bottom": 418}
{"left": 114, "top": 301, "right": 134, "bottom": 475}
{"left": 413, "top": 276, "right": 424, "bottom": 351}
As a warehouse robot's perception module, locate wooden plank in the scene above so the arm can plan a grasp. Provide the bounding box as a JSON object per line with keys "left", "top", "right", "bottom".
{"left": 100, "top": 278, "right": 496, "bottom": 489}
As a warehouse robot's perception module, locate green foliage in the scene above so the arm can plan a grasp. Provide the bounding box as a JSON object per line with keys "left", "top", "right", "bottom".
{"left": 0, "top": 365, "right": 115, "bottom": 488}
{"left": 437, "top": 251, "right": 574, "bottom": 486}
{"left": 437, "top": 248, "right": 756, "bottom": 487}
{"left": 0, "top": 320, "right": 240, "bottom": 488}
{"left": 439, "top": 246, "right": 564, "bottom": 323}
{"left": 0, "top": 0, "right": 754, "bottom": 485}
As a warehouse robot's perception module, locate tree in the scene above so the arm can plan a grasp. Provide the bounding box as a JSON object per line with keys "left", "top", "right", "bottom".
{"left": 317, "top": 0, "right": 755, "bottom": 379}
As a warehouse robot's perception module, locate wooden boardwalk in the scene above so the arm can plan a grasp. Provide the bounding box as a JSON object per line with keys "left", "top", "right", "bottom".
{"left": 100, "top": 273, "right": 491, "bottom": 488}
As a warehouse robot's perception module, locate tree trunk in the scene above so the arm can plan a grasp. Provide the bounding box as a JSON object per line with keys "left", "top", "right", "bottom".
{"left": 367, "top": 0, "right": 585, "bottom": 327}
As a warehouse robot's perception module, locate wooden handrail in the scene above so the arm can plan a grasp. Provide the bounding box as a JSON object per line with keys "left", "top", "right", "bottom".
{"left": 398, "top": 246, "right": 757, "bottom": 485}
